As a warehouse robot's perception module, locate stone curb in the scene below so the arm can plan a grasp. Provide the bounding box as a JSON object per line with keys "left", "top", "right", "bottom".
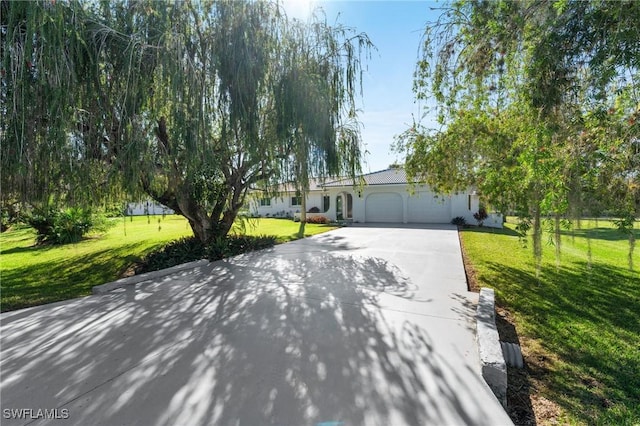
{"left": 476, "top": 287, "right": 508, "bottom": 408}
{"left": 92, "top": 259, "right": 210, "bottom": 295}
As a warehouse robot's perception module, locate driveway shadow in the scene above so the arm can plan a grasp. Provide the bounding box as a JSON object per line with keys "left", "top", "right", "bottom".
{"left": 1, "top": 239, "right": 506, "bottom": 426}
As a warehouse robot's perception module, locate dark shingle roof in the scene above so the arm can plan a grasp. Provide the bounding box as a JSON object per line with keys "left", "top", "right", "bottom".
{"left": 323, "top": 168, "right": 409, "bottom": 187}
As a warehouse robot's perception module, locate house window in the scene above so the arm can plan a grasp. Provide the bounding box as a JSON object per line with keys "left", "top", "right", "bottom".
{"left": 291, "top": 196, "right": 302, "bottom": 207}
{"left": 322, "top": 196, "right": 330, "bottom": 213}
{"left": 260, "top": 198, "right": 271, "bottom": 207}
{"left": 468, "top": 195, "right": 471, "bottom": 210}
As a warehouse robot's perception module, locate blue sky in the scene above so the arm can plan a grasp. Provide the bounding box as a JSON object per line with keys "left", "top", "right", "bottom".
{"left": 284, "top": 1, "right": 442, "bottom": 173}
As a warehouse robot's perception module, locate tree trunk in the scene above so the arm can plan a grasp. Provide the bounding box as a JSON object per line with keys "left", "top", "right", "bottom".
{"left": 554, "top": 213, "right": 561, "bottom": 269}
{"left": 298, "top": 191, "right": 307, "bottom": 237}
{"left": 628, "top": 232, "right": 635, "bottom": 271}
{"left": 143, "top": 179, "right": 230, "bottom": 244}
{"left": 187, "top": 216, "right": 214, "bottom": 243}
{"left": 532, "top": 202, "right": 542, "bottom": 279}
{"left": 187, "top": 184, "right": 244, "bottom": 244}
{"left": 183, "top": 205, "right": 238, "bottom": 244}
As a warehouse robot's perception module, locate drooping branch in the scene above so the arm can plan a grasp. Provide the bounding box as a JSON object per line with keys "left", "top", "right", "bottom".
{"left": 1, "top": 0, "right": 372, "bottom": 244}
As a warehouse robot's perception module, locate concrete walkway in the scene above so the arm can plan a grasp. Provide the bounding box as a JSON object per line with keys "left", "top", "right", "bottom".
{"left": 1, "top": 224, "right": 512, "bottom": 426}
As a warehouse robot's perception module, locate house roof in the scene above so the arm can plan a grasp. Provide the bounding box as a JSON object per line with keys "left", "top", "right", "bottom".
{"left": 323, "top": 168, "right": 409, "bottom": 187}
{"left": 251, "top": 168, "right": 412, "bottom": 194}
{"left": 274, "top": 177, "right": 330, "bottom": 192}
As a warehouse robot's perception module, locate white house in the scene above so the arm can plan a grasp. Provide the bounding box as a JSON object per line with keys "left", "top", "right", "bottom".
{"left": 248, "top": 168, "right": 503, "bottom": 227}
{"left": 126, "top": 201, "right": 174, "bottom": 216}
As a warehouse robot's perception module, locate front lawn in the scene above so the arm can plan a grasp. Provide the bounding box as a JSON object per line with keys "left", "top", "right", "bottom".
{"left": 460, "top": 220, "right": 639, "bottom": 425}
{"left": 0, "top": 216, "right": 335, "bottom": 312}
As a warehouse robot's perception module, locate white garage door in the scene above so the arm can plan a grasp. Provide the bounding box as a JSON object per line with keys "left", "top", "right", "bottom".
{"left": 365, "top": 193, "right": 403, "bottom": 223}
{"left": 407, "top": 192, "right": 451, "bottom": 223}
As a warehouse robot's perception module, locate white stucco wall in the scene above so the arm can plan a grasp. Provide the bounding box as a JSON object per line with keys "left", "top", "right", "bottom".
{"left": 250, "top": 192, "right": 329, "bottom": 218}
{"left": 323, "top": 184, "right": 480, "bottom": 225}
{"left": 359, "top": 185, "right": 447, "bottom": 224}
{"left": 127, "top": 201, "right": 174, "bottom": 216}
{"left": 484, "top": 213, "right": 504, "bottom": 228}
{"left": 248, "top": 184, "right": 502, "bottom": 226}
{"left": 450, "top": 192, "right": 480, "bottom": 225}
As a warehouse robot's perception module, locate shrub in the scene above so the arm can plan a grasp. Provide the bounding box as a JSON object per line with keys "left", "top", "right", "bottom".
{"left": 451, "top": 216, "right": 466, "bottom": 226}
{"left": 140, "top": 237, "right": 206, "bottom": 272}
{"left": 307, "top": 206, "right": 320, "bottom": 213}
{"left": 1, "top": 201, "right": 20, "bottom": 232}
{"left": 137, "top": 234, "right": 278, "bottom": 273}
{"left": 55, "top": 208, "right": 94, "bottom": 244}
{"left": 306, "top": 215, "right": 329, "bottom": 224}
{"left": 473, "top": 207, "right": 488, "bottom": 226}
{"left": 24, "top": 206, "right": 57, "bottom": 243}
{"left": 25, "top": 206, "right": 109, "bottom": 245}
{"left": 207, "top": 235, "right": 276, "bottom": 261}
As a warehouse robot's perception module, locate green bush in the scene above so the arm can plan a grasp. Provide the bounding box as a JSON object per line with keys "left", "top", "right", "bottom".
{"left": 55, "top": 208, "right": 94, "bottom": 244}
{"left": 25, "top": 206, "right": 58, "bottom": 243}
{"left": 137, "top": 234, "right": 277, "bottom": 273}
{"left": 25, "top": 206, "right": 108, "bottom": 245}
{"left": 207, "top": 235, "right": 276, "bottom": 261}
{"left": 451, "top": 216, "right": 467, "bottom": 226}
{"left": 141, "top": 237, "right": 206, "bottom": 272}
{"left": 0, "top": 201, "right": 21, "bottom": 232}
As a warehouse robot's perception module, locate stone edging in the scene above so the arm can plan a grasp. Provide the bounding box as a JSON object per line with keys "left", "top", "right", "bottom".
{"left": 92, "top": 259, "right": 210, "bottom": 294}
{"left": 476, "top": 287, "right": 508, "bottom": 407}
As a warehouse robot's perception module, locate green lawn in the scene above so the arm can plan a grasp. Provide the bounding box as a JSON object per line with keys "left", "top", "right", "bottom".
{"left": 0, "top": 216, "right": 336, "bottom": 312}
{"left": 460, "top": 219, "right": 640, "bottom": 425}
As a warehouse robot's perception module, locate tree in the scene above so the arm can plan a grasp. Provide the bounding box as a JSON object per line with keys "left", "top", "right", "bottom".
{"left": 396, "top": 0, "right": 639, "bottom": 269}
{"left": 274, "top": 14, "right": 367, "bottom": 235}
{"left": 1, "top": 0, "right": 371, "bottom": 243}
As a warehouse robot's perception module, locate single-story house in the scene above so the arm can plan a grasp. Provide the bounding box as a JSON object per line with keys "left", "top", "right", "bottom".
{"left": 249, "top": 168, "right": 503, "bottom": 227}
{"left": 126, "top": 201, "right": 174, "bottom": 216}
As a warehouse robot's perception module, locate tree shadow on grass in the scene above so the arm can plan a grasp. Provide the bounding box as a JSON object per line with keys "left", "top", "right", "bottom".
{"left": 1, "top": 239, "right": 507, "bottom": 426}
{"left": 560, "top": 227, "right": 640, "bottom": 243}
{"left": 484, "top": 260, "right": 640, "bottom": 423}
{"left": 1, "top": 245, "right": 48, "bottom": 255}
{"left": 0, "top": 242, "right": 167, "bottom": 312}
{"left": 461, "top": 225, "right": 521, "bottom": 237}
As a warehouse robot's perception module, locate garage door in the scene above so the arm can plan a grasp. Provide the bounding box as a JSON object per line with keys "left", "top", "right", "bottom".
{"left": 365, "top": 193, "right": 403, "bottom": 222}
{"left": 407, "top": 192, "right": 451, "bottom": 223}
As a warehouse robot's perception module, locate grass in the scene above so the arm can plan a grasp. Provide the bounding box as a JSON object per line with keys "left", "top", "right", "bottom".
{"left": 236, "top": 217, "right": 335, "bottom": 243}
{"left": 459, "top": 219, "right": 640, "bottom": 425}
{"left": 0, "top": 216, "right": 336, "bottom": 312}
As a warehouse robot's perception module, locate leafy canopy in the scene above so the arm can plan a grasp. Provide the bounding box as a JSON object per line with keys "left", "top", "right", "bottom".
{"left": 1, "top": 0, "right": 372, "bottom": 242}
{"left": 396, "top": 0, "right": 639, "bottom": 268}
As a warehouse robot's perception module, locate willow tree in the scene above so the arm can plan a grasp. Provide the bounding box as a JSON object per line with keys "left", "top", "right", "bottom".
{"left": 1, "top": 1, "right": 170, "bottom": 211}
{"left": 1, "top": 0, "right": 371, "bottom": 243}
{"left": 274, "top": 12, "right": 368, "bottom": 234}
{"left": 396, "top": 0, "right": 639, "bottom": 269}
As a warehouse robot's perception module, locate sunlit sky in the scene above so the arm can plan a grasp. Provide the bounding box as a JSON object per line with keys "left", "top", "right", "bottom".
{"left": 283, "top": 0, "right": 442, "bottom": 173}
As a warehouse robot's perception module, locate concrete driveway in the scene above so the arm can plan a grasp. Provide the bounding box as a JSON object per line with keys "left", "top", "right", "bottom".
{"left": 1, "top": 224, "right": 512, "bottom": 426}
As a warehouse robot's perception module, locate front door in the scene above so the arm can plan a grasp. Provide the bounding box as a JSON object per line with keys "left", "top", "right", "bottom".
{"left": 336, "top": 194, "right": 352, "bottom": 220}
